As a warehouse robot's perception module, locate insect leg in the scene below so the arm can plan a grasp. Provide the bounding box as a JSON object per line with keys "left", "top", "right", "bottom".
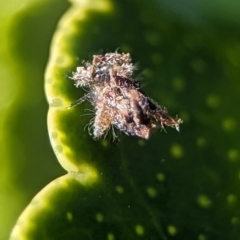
{"left": 68, "top": 93, "right": 91, "bottom": 109}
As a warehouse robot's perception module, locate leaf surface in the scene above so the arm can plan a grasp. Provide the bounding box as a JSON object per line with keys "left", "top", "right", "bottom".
{"left": 10, "top": 0, "right": 240, "bottom": 239}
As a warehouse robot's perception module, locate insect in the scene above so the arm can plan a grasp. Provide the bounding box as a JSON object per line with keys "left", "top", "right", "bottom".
{"left": 70, "top": 52, "right": 182, "bottom": 140}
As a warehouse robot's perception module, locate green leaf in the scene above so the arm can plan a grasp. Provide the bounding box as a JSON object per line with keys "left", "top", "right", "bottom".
{"left": 10, "top": 0, "right": 240, "bottom": 239}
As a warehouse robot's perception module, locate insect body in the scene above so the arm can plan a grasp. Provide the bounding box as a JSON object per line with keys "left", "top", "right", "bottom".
{"left": 70, "top": 52, "right": 182, "bottom": 139}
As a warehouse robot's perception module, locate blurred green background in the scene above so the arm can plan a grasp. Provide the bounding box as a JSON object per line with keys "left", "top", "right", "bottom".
{"left": 1, "top": 0, "right": 240, "bottom": 239}
{"left": 0, "top": 1, "right": 68, "bottom": 239}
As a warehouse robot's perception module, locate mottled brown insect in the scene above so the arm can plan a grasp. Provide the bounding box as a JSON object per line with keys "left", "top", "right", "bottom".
{"left": 70, "top": 52, "right": 182, "bottom": 139}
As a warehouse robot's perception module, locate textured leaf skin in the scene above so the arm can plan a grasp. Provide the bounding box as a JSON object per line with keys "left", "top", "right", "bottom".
{"left": 11, "top": 174, "right": 167, "bottom": 240}
{"left": 10, "top": 0, "right": 240, "bottom": 239}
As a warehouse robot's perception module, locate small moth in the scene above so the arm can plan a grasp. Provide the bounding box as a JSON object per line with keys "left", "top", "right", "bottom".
{"left": 70, "top": 52, "right": 182, "bottom": 140}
